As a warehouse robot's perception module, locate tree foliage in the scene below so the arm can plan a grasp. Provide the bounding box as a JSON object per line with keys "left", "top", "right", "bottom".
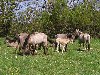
{"left": 0, "top": 0, "right": 100, "bottom": 37}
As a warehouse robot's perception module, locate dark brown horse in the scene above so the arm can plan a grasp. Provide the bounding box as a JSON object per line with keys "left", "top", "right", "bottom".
{"left": 75, "top": 29, "right": 90, "bottom": 50}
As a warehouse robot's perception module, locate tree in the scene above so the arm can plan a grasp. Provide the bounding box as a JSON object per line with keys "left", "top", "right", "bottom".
{"left": 0, "top": 0, "right": 16, "bottom": 36}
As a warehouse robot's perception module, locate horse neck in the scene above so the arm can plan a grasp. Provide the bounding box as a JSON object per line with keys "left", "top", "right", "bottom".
{"left": 76, "top": 31, "right": 83, "bottom": 36}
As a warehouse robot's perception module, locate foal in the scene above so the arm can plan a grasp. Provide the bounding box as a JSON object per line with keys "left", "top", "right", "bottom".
{"left": 75, "top": 29, "right": 90, "bottom": 50}
{"left": 55, "top": 33, "right": 75, "bottom": 52}
{"left": 56, "top": 38, "right": 73, "bottom": 53}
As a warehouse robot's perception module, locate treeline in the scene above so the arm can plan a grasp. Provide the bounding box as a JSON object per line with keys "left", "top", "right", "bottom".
{"left": 0, "top": 0, "right": 100, "bottom": 38}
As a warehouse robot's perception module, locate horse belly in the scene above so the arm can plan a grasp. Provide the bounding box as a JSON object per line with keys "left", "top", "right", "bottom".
{"left": 34, "top": 36, "right": 44, "bottom": 44}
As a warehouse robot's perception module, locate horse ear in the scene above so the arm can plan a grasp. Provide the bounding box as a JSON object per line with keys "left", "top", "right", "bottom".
{"left": 76, "top": 29, "right": 79, "bottom": 31}
{"left": 77, "top": 29, "right": 79, "bottom": 31}
{"left": 76, "top": 29, "right": 78, "bottom": 31}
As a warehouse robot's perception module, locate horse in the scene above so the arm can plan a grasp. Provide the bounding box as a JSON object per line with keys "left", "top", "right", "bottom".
{"left": 5, "top": 36, "right": 18, "bottom": 48}
{"left": 27, "top": 32, "right": 48, "bottom": 55}
{"left": 55, "top": 33, "right": 75, "bottom": 52}
{"left": 75, "top": 29, "right": 90, "bottom": 50}
{"left": 56, "top": 37, "right": 73, "bottom": 53}
{"left": 16, "top": 33, "right": 29, "bottom": 54}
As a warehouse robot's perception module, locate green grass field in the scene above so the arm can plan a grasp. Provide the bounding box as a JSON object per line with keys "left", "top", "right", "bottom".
{"left": 0, "top": 38, "right": 100, "bottom": 75}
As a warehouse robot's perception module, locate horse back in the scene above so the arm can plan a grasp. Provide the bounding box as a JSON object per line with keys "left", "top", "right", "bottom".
{"left": 56, "top": 38, "right": 70, "bottom": 45}
{"left": 55, "top": 34, "right": 67, "bottom": 39}
{"left": 28, "top": 33, "right": 47, "bottom": 44}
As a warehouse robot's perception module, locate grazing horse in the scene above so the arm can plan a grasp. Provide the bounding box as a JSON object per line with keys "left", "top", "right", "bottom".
{"left": 75, "top": 29, "right": 90, "bottom": 50}
{"left": 5, "top": 37, "right": 18, "bottom": 48}
{"left": 56, "top": 38, "right": 73, "bottom": 53}
{"left": 27, "top": 32, "right": 48, "bottom": 55}
{"left": 16, "top": 33, "right": 29, "bottom": 54}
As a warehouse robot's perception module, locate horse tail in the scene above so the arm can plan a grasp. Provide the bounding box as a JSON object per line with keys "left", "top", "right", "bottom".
{"left": 88, "top": 44, "right": 90, "bottom": 50}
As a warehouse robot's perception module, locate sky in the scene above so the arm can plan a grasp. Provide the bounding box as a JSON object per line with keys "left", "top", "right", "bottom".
{"left": 14, "top": 0, "right": 47, "bottom": 15}
{"left": 14, "top": 0, "right": 100, "bottom": 14}
{"left": 13, "top": 0, "right": 85, "bottom": 15}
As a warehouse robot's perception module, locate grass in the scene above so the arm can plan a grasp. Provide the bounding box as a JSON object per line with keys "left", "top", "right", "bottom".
{"left": 0, "top": 37, "right": 100, "bottom": 75}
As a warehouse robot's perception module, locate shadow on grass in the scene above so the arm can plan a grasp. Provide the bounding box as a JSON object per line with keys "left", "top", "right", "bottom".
{"left": 12, "top": 51, "right": 32, "bottom": 56}
{"left": 77, "top": 48, "right": 86, "bottom": 51}
{"left": 13, "top": 51, "right": 49, "bottom": 56}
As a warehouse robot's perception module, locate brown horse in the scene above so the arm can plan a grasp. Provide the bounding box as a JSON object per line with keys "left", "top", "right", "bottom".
{"left": 75, "top": 29, "right": 90, "bottom": 50}
{"left": 27, "top": 32, "right": 48, "bottom": 55}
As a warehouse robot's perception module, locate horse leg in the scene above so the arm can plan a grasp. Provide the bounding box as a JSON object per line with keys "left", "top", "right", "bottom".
{"left": 29, "top": 44, "right": 32, "bottom": 54}
{"left": 65, "top": 44, "right": 67, "bottom": 52}
{"left": 45, "top": 42, "right": 48, "bottom": 55}
{"left": 31, "top": 44, "right": 37, "bottom": 54}
{"left": 34, "top": 44, "right": 37, "bottom": 53}
{"left": 31, "top": 44, "right": 36, "bottom": 55}
{"left": 85, "top": 42, "right": 88, "bottom": 50}
{"left": 18, "top": 44, "right": 21, "bottom": 53}
{"left": 45, "top": 46, "right": 48, "bottom": 54}
{"left": 43, "top": 45, "right": 46, "bottom": 55}
{"left": 59, "top": 44, "right": 60, "bottom": 51}
{"left": 34, "top": 44, "right": 37, "bottom": 54}
{"left": 56, "top": 42, "right": 60, "bottom": 52}
{"left": 54, "top": 42, "right": 57, "bottom": 51}
{"left": 62, "top": 45, "right": 65, "bottom": 53}
{"left": 38, "top": 43, "right": 42, "bottom": 50}
{"left": 42, "top": 43, "right": 47, "bottom": 55}
{"left": 86, "top": 40, "right": 90, "bottom": 51}
{"left": 83, "top": 43, "right": 84, "bottom": 47}
{"left": 88, "top": 43, "right": 90, "bottom": 51}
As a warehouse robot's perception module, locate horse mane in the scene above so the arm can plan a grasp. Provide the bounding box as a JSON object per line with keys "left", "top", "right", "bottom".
{"left": 67, "top": 33, "right": 72, "bottom": 38}
{"left": 79, "top": 31, "right": 83, "bottom": 34}
{"left": 22, "top": 32, "right": 39, "bottom": 49}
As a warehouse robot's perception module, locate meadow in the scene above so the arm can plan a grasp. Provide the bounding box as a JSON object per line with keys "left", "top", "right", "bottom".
{"left": 0, "top": 37, "right": 100, "bottom": 75}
